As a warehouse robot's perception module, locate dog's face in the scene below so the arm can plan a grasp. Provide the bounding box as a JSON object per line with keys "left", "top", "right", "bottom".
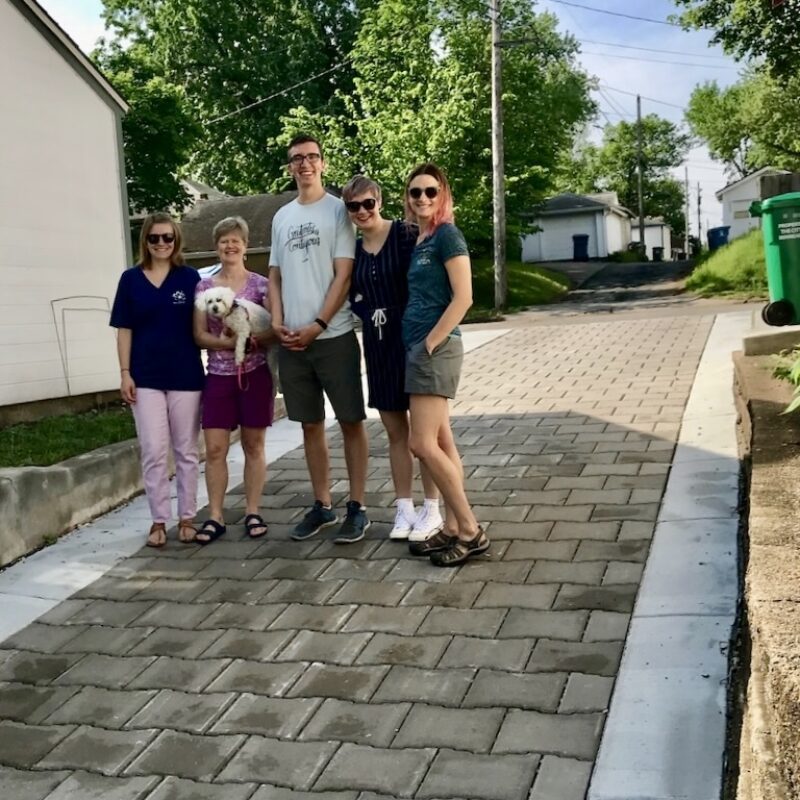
{"left": 195, "top": 286, "right": 236, "bottom": 319}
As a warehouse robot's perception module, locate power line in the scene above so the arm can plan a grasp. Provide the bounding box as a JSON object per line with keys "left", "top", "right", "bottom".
{"left": 206, "top": 61, "right": 348, "bottom": 125}
{"left": 578, "top": 38, "right": 734, "bottom": 62}
{"left": 544, "top": 0, "right": 681, "bottom": 27}
{"left": 600, "top": 84, "right": 685, "bottom": 110}
{"left": 581, "top": 50, "right": 739, "bottom": 70}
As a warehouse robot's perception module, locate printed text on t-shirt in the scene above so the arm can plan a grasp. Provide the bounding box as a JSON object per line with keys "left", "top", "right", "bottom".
{"left": 287, "top": 223, "right": 321, "bottom": 261}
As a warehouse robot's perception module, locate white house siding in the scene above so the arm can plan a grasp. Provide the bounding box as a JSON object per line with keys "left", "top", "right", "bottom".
{"left": 521, "top": 212, "right": 601, "bottom": 262}
{"left": 605, "top": 213, "right": 629, "bottom": 256}
{"left": 0, "top": 1, "right": 127, "bottom": 405}
{"left": 631, "top": 225, "right": 672, "bottom": 259}
{"left": 719, "top": 175, "right": 764, "bottom": 240}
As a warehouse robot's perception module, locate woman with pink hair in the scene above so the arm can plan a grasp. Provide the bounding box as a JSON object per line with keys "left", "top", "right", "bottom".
{"left": 401, "top": 163, "right": 489, "bottom": 567}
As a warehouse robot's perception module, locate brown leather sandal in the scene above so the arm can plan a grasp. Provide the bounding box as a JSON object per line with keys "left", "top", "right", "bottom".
{"left": 146, "top": 522, "right": 167, "bottom": 548}
{"left": 408, "top": 529, "right": 456, "bottom": 557}
{"left": 430, "top": 526, "right": 490, "bottom": 567}
{"left": 178, "top": 519, "right": 197, "bottom": 543}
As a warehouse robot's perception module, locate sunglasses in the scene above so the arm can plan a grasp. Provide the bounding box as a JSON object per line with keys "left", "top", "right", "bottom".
{"left": 146, "top": 233, "right": 175, "bottom": 244}
{"left": 289, "top": 153, "right": 322, "bottom": 165}
{"left": 345, "top": 198, "right": 377, "bottom": 213}
{"left": 408, "top": 186, "right": 439, "bottom": 200}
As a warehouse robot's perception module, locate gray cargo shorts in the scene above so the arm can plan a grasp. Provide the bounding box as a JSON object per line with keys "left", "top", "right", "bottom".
{"left": 404, "top": 335, "right": 463, "bottom": 399}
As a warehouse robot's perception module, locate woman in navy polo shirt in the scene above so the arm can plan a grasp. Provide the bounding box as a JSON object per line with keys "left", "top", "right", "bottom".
{"left": 110, "top": 212, "right": 205, "bottom": 548}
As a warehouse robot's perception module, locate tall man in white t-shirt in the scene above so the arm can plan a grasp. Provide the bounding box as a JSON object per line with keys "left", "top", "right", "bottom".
{"left": 269, "top": 134, "right": 370, "bottom": 544}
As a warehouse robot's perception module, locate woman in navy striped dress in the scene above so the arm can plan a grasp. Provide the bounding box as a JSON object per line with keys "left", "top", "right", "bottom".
{"left": 343, "top": 175, "right": 444, "bottom": 543}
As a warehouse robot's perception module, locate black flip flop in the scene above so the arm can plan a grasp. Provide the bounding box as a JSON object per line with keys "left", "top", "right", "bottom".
{"left": 244, "top": 513, "right": 268, "bottom": 539}
{"left": 196, "top": 519, "right": 226, "bottom": 545}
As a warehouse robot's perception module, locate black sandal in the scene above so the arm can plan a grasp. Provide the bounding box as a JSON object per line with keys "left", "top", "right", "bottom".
{"left": 408, "top": 529, "right": 456, "bottom": 557}
{"left": 430, "top": 527, "right": 490, "bottom": 567}
{"left": 244, "top": 513, "right": 268, "bottom": 539}
{"left": 196, "top": 519, "right": 226, "bottom": 545}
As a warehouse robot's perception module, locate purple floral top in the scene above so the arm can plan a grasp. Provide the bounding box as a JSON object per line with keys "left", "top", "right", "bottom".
{"left": 195, "top": 272, "right": 270, "bottom": 376}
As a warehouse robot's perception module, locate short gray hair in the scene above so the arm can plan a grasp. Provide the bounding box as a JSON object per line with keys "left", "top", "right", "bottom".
{"left": 213, "top": 215, "right": 249, "bottom": 244}
{"left": 342, "top": 175, "right": 382, "bottom": 204}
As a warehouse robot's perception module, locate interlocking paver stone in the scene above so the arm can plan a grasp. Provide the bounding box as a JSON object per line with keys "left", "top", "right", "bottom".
{"left": 313, "top": 742, "right": 434, "bottom": 796}
{"left": 440, "top": 635, "right": 533, "bottom": 671}
{"left": 417, "top": 749, "right": 539, "bottom": 800}
{"left": 212, "top": 694, "right": 319, "bottom": 737}
{"left": 207, "top": 659, "right": 305, "bottom": 695}
{"left": 125, "top": 689, "right": 234, "bottom": 732}
{"left": 277, "top": 631, "right": 371, "bottom": 665}
{"left": 559, "top": 673, "right": 615, "bottom": 712}
{"left": 495, "top": 709, "right": 603, "bottom": 760}
{"left": 328, "top": 580, "right": 410, "bottom": 606}
{"left": 463, "top": 669, "right": 565, "bottom": 711}
{"left": 217, "top": 735, "right": 337, "bottom": 787}
{"left": 145, "top": 776, "right": 257, "bottom": 800}
{"left": 39, "top": 725, "right": 157, "bottom": 775}
{"left": 341, "top": 605, "right": 428, "bottom": 634}
{"left": 0, "top": 721, "right": 73, "bottom": 768}
{"left": 126, "top": 729, "right": 244, "bottom": 781}
{"left": 43, "top": 771, "right": 160, "bottom": 800}
{"left": 356, "top": 633, "right": 449, "bottom": 667}
{"left": 419, "top": 606, "right": 506, "bottom": 636}
{"left": 528, "top": 640, "right": 622, "bottom": 676}
{"left": 0, "top": 652, "right": 82, "bottom": 685}
{"left": 392, "top": 705, "right": 504, "bottom": 752}
{"left": 286, "top": 664, "right": 388, "bottom": 702}
{"left": 475, "top": 583, "right": 558, "bottom": 610}
{"left": 371, "top": 665, "right": 474, "bottom": 707}
{"left": 126, "top": 656, "right": 229, "bottom": 691}
{"left": 0, "top": 766, "right": 69, "bottom": 800}
{"left": 583, "top": 610, "right": 631, "bottom": 641}
{"left": 45, "top": 686, "right": 155, "bottom": 729}
{"left": 300, "top": 698, "right": 409, "bottom": 746}
{"left": 0, "top": 683, "right": 77, "bottom": 723}
{"left": 54, "top": 654, "right": 154, "bottom": 689}
{"left": 528, "top": 755, "right": 593, "bottom": 800}
{"left": 3, "top": 624, "right": 85, "bottom": 653}
{"left": 268, "top": 603, "right": 355, "bottom": 632}
{"left": 197, "top": 602, "right": 286, "bottom": 631}
{"left": 398, "top": 581, "right": 484, "bottom": 607}
{"left": 498, "top": 608, "right": 587, "bottom": 640}
{"left": 199, "top": 628, "right": 294, "bottom": 660}
{"left": 553, "top": 584, "right": 638, "bottom": 613}
{"left": 128, "top": 627, "right": 224, "bottom": 658}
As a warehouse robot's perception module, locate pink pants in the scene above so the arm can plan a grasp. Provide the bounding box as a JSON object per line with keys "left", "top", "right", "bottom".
{"left": 132, "top": 388, "right": 202, "bottom": 523}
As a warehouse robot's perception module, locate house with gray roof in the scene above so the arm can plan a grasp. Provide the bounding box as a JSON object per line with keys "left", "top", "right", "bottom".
{"left": 1, "top": 0, "right": 130, "bottom": 416}
{"left": 521, "top": 192, "right": 634, "bottom": 262}
{"left": 181, "top": 191, "right": 299, "bottom": 273}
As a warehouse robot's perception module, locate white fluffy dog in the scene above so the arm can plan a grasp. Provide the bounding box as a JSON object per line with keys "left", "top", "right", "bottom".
{"left": 195, "top": 285, "right": 273, "bottom": 369}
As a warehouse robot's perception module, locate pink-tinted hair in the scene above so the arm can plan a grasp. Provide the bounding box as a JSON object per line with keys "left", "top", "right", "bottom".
{"left": 404, "top": 162, "right": 454, "bottom": 237}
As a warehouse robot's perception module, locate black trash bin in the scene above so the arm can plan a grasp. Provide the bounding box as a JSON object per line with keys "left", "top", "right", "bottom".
{"left": 572, "top": 234, "right": 589, "bottom": 262}
{"left": 652, "top": 246, "right": 664, "bottom": 262}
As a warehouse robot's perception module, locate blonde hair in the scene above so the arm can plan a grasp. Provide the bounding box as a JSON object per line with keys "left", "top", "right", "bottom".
{"left": 213, "top": 215, "right": 249, "bottom": 244}
{"left": 138, "top": 212, "right": 183, "bottom": 269}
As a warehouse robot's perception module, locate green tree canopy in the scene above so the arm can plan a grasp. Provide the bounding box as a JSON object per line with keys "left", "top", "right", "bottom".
{"left": 564, "top": 115, "right": 691, "bottom": 236}
{"left": 686, "top": 73, "right": 800, "bottom": 176}
{"left": 276, "top": 0, "right": 596, "bottom": 252}
{"left": 674, "top": 0, "right": 800, "bottom": 75}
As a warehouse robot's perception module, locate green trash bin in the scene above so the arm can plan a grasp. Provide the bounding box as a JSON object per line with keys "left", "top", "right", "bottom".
{"left": 751, "top": 192, "right": 800, "bottom": 326}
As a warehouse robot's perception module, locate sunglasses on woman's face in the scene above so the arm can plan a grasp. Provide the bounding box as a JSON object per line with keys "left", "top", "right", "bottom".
{"left": 408, "top": 186, "right": 439, "bottom": 200}
{"left": 345, "top": 198, "right": 377, "bottom": 213}
{"left": 146, "top": 233, "right": 175, "bottom": 244}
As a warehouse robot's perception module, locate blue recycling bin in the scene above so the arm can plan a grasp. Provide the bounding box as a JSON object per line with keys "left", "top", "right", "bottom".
{"left": 572, "top": 234, "right": 589, "bottom": 262}
{"left": 707, "top": 226, "right": 731, "bottom": 251}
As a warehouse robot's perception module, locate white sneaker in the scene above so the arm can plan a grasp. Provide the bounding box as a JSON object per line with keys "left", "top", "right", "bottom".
{"left": 409, "top": 503, "right": 445, "bottom": 542}
{"left": 389, "top": 505, "right": 415, "bottom": 540}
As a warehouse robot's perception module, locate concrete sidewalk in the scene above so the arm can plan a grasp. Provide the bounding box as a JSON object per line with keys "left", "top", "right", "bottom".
{"left": 0, "top": 311, "right": 745, "bottom": 799}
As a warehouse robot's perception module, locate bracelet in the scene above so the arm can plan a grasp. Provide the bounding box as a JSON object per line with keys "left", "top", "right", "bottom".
{"left": 314, "top": 317, "right": 328, "bottom": 331}
{"left": 120, "top": 368, "right": 130, "bottom": 373}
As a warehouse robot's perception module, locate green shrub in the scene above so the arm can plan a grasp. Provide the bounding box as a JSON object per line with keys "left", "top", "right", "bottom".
{"left": 606, "top": 249, "right": 644, "bottom": 263}
{"left": 685, "top": 229, "right": 767, "bottom": 297}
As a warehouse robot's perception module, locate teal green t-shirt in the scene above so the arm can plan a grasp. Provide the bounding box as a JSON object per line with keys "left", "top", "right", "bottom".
{"left": 402, "top": 223, "right": 469, "bottom": 347}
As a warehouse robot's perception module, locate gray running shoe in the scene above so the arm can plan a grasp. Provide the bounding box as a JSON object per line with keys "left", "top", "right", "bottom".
{"left": 292, "top": 500, "right": 338, "bottom": 541}
{"left": 334, "top": 501, "right": 371, "bottom": 544}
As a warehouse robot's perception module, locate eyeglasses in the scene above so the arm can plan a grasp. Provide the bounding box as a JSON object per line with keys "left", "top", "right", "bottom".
{"left": 146, "top": 233, "right": 175, "bottom": 244}
{"left": 288, "top": 153, "right": 322, "bottom": 166}
{"left": 345, "top": 198, "right": 377, "bottom": 213}
{"left": 408, "top": 186, "right": 439, "bottom": 200}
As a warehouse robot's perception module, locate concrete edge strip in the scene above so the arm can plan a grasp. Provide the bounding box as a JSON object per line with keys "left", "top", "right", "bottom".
{"left": 588, "top": 311, "right": 751, "bottom": 800}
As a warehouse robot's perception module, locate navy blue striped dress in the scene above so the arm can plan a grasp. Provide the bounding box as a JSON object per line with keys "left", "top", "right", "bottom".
{"left": 350, "top": 220, "right": 418, "bottom": 411}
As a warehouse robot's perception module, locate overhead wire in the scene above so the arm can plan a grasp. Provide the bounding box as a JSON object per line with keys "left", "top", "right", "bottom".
{"left": 544, "top": 0, "right": 682, "bottom": 27}
{"left": 581, "top": 50, "right": 739, "bottom": 70}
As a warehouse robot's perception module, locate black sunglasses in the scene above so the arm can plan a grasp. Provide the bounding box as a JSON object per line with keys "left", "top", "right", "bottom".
{"left": 345, "top": 198, "right": 377, "bottom": 213}
{"left": 408, "top": 186, "right": 439, "bottom": 200}
{"left": 146, "top": 233, "right": 175, "bottom": 244}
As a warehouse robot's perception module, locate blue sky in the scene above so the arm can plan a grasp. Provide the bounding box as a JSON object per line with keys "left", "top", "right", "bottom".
{"left": 40, "top": 0, "right": 741, "bottom": 230}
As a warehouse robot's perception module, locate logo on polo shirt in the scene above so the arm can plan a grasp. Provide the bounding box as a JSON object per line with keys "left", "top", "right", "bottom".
{"left": 172, "top": 290, "right": 187, "bottom": 304}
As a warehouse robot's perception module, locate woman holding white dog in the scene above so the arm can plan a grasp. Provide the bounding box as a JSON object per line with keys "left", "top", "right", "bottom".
{"left": 110, "top": 212, "right": 204, "bottom": 548}
{"left": 194, "top": 216, "right": 275, "bottom": 543}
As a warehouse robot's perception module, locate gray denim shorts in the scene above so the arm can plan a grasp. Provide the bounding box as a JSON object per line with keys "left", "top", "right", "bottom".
{"left": 278, "top": 330, "right": 366, "bottom": 423}
{"left": 404, "top": 335, "right": 464, "bottom": 399}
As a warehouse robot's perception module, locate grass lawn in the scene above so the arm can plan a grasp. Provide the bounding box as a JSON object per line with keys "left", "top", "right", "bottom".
{"left": 685, "top": 229, "right": 767, "bottom": 297}
{"left": 0, "top": 405, "right": 136, "bottom": 468}
{"left": 468, "top": 258, "right": 571, "bottom": 320}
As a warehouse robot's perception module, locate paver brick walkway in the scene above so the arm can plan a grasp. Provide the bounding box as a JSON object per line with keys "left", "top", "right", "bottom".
{"left": 0, "top": 314, "right": 713, "bottom": 800}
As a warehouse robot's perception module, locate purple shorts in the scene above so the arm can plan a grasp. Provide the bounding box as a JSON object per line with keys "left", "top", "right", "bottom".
{"left": 202, "top": 364, "right": 274, "bottom": 430}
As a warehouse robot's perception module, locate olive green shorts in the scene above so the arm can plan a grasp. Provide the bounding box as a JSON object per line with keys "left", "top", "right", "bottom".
{"left": 278, "top": 330, "right": 366, "bottom": 423}
{"left": 404, "top": 335, "right": 463, "bottom": 399}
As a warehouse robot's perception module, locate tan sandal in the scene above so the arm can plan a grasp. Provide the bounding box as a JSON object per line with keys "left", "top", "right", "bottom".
{"left": 178, "top": 519, "right": 197, "bottom": 543}
{"left": 146, "top": 522, "right": 167, "bottom": 548}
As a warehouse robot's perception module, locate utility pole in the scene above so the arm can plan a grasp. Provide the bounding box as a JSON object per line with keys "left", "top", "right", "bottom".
{"left": 491, "top": 0, "right": 507, "bottom": 310}
{"left": 684, "top": 166, "right": 690, "bottom": 257}
{"left": 697, "top": 181, "right": 702, "bottom": 248}
{"left": 636, "top": 95, "right": 645, "bottom": 258}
